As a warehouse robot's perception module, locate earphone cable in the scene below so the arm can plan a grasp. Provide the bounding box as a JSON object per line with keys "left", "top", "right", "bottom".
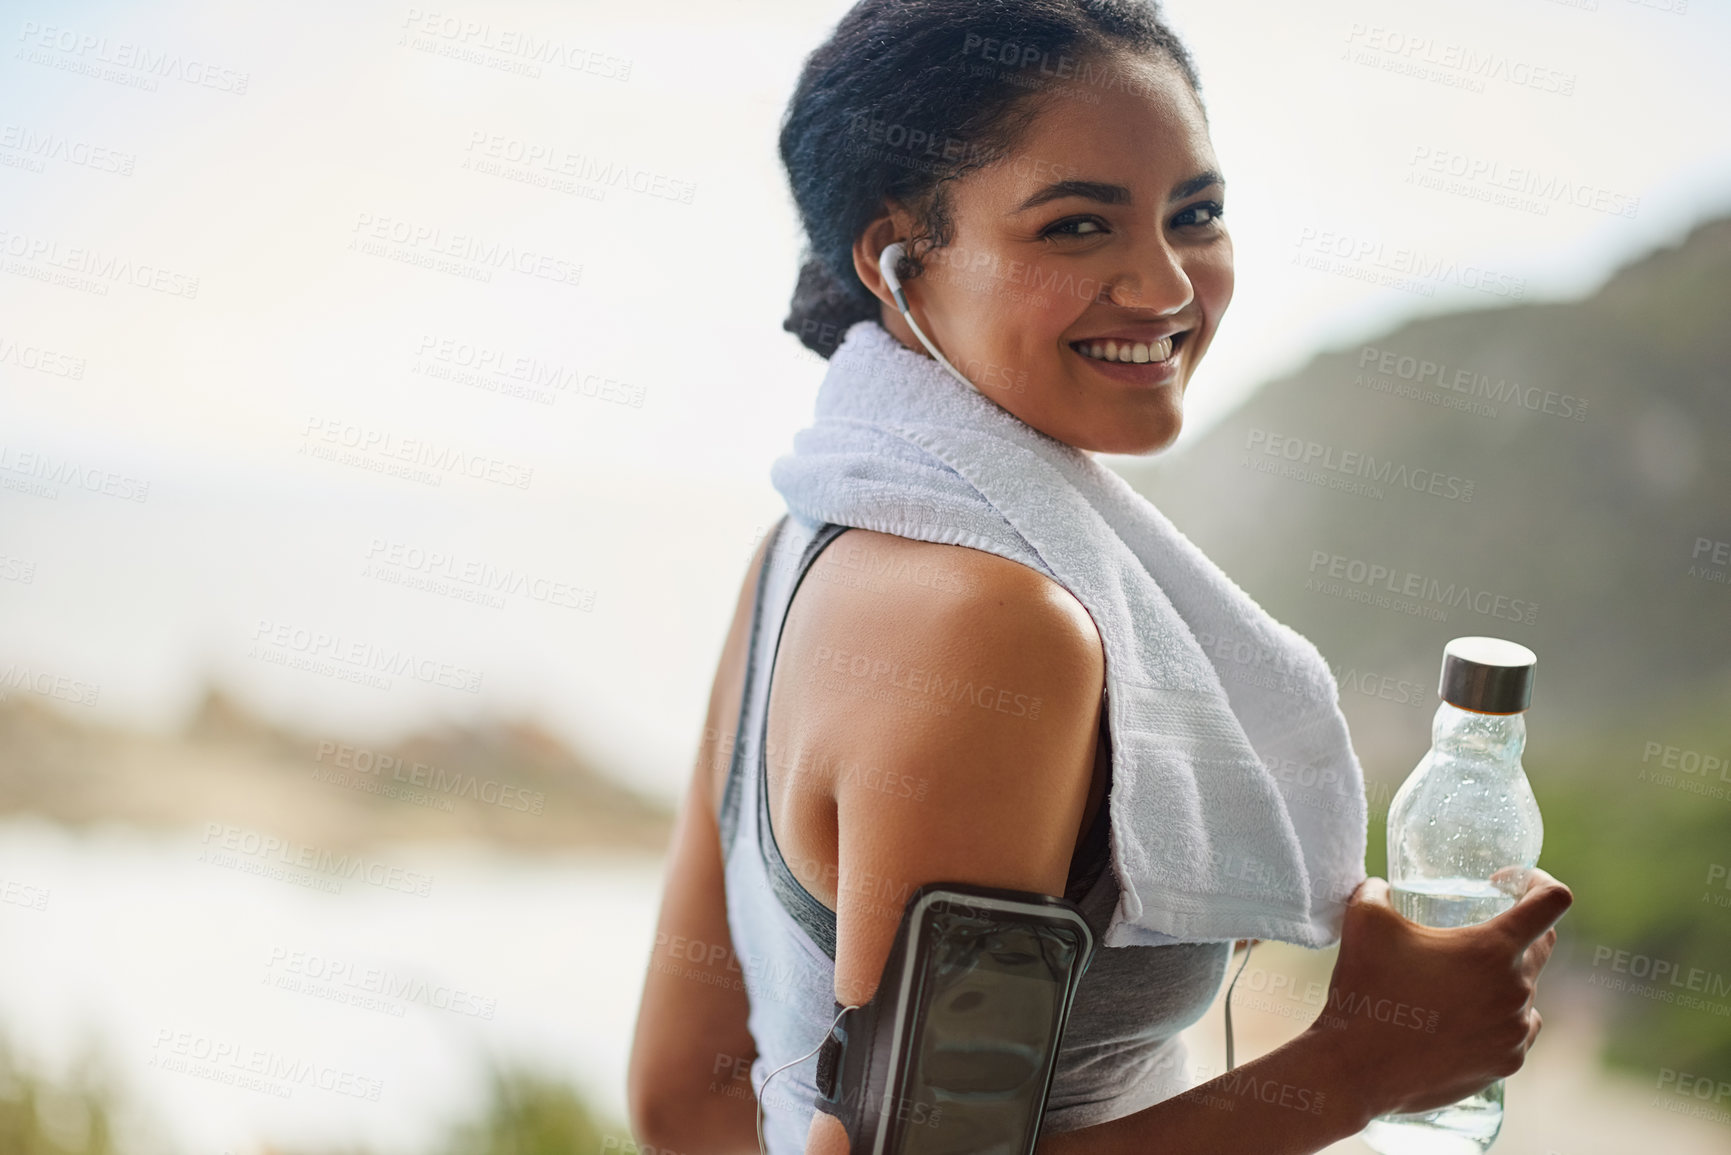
{"left": 1223, "top": 939, "right": 1255, "bottom": 1072}
{"left": 756, "top": 1002, "right": 861, "bottom": 1155}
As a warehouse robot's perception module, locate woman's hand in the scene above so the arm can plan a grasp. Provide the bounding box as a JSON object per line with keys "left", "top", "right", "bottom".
{"left": 1312, "top": 867, "right": 1573, "bottom": 1119}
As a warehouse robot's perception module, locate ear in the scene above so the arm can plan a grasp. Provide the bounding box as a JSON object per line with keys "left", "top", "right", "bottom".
{"left": 851, "top": 207, "right": 915, "bottom": 311}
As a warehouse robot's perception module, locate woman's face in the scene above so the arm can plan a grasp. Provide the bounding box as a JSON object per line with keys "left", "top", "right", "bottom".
{"left": 853, "top": 54, "right": 1233, "bottom": 456}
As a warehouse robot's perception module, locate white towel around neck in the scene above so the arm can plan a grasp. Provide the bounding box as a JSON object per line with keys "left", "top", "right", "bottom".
{"left": 769, "top": 319, "right": 1368, "bottom": 949}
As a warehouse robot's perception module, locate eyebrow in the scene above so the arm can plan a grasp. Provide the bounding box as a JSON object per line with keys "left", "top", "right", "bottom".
{"left": 1013, "top": 169, "right": 1225, "bottom": 213}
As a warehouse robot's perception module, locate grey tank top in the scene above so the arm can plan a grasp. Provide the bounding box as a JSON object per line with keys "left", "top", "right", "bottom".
{"left": 719, "top": 514, "right": 1231, "bottom": 1153}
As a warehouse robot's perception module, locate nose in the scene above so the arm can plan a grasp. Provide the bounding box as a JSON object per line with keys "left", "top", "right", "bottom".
{"left": 1103, "top": 234, "right": 1194, "bottom": 315}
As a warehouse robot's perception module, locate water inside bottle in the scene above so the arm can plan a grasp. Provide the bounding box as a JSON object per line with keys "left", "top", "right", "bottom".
{"left": 1363, "top": 877, "right": 1516, "bottom": 1153}
{"left": 1361, "top": 1079, "right": 1504, "bottom": 1155}
{"left": 1392, "top": 876, "right": 1515, "bottom": 928}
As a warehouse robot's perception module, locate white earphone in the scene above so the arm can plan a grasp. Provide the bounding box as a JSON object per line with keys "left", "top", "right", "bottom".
{"left": 878, "top": 241, "right": 975, "bottom": 390}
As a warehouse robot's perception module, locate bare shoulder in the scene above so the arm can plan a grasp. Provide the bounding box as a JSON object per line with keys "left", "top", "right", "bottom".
{"left": 779, "top": 529, "right": 1105, "bottom": 746}
{"left": 769, "top": 528, "right": 1107, "bottom": 1005}
{"left": 800, "top": 528, "right": 1104, "bottom": 673}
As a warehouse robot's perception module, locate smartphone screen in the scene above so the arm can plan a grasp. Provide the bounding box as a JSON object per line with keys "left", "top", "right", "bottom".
{"left": 889, "top": 900, "right": 1086, "bottom": 1155}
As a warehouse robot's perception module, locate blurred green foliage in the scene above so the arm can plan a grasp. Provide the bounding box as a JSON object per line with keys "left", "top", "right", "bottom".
{"left": 1530, "top": 688, "right": 1731, "bottom": 1090}
{"left": 0, "top": 1036, "right": 121, "bottom": 1155}
{"left": 430, "top": 1064, "right": 615, "bottom": 1155}
{"left": 0, "top": 1033, "right": 625, "bottom": 1155}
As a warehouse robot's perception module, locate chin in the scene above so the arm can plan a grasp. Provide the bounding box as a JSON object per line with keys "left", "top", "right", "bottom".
{"left": 1095, "top": 409, "right": 1182, "bottom": 456}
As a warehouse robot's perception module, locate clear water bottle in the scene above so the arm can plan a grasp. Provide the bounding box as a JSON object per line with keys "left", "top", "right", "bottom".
{"left": 1359, "top": 637, "right": 1543, "bottom": 1155}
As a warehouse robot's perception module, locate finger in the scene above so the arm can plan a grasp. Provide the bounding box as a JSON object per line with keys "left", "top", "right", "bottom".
{"left": 1519, "top": 927, "right": 1559, "bottom": 980}
{"left": 1524, "top": 1007, "right": 1543, "bottom": 1052}
{"left": 1349, "top": 876, "right": 1391, "bottom": 909}
{"left": 1490, "top": 864, "right": 1532, "bottom": 897}
{"left": 1491, "top": 874, "right": 1573, "bottom": 949}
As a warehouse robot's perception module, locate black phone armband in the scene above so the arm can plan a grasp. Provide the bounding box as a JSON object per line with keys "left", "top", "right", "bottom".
{"left": 812, "top": 882, "right": 1095, "bottom": 1154}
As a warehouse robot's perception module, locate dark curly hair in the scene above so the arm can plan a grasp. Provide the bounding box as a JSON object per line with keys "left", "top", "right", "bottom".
{"left": 779, "top": 0, "right": 1204, "bottom": 358}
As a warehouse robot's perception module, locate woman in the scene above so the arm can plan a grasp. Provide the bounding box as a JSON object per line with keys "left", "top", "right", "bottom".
{"left": 629, "top": 2, "right": 1573, "bottom": 1152}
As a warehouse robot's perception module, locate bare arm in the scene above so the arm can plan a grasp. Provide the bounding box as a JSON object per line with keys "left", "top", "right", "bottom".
{"left": 794, "top": 538, "right": 1574, "bottom": 1155}
{"left": 626, "top": 529, "right": 774, "bottom": 1154}
{"left": 1038, "top": 870, "right": 1571, "bottom": 1155}
{"left": 796, "top": 542, "right": 1110, "bottom": 1153}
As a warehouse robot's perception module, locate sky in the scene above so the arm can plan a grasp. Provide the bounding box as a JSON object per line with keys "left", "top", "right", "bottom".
{"left": 2, "top": 0, "right": 1729, "bottom": 804}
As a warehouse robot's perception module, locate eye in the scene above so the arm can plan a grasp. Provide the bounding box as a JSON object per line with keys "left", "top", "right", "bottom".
{"left": 1174, "top": 200, "right": 1226, "bottom": 229}
{"left": 1040, "top": 215, "right": 1108, "bottom": 240}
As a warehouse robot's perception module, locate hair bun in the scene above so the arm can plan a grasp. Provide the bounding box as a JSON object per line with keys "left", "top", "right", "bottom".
{"left": 783, "top": 256, "right": 881, "bottom": 359}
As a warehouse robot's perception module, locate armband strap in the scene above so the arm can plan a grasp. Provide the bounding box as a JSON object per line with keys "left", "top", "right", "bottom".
{"left": 806, "top": 884, "right": 1093, "bottom": 1154}
{"left": 812, "top": 999, "right": 860, "bottom": 1146}
{"left": 815, "top": 1000, "right": 846, "bottom": 1099}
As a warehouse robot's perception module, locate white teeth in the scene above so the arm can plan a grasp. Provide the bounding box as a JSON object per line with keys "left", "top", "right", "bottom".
{"left": 1074, "top": 336, "right": 1176, "bottom": 365}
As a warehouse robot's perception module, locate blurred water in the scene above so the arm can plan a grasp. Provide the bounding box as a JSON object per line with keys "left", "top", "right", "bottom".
{"left": 0, "top": 815, "right": 664, "bottom": 1154}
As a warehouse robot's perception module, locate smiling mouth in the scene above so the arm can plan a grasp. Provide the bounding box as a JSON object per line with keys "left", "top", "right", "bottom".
{"left": 1069, "top": 333, "right": 1186, "bottom": 365}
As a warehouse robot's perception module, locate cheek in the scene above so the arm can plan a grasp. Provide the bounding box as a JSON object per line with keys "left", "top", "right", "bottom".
{"left": 1196, "top": 246, "right": 1235, "bottom": 317}
{"left": 961, "top": 275, "right": 1079, "bottom": 360}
